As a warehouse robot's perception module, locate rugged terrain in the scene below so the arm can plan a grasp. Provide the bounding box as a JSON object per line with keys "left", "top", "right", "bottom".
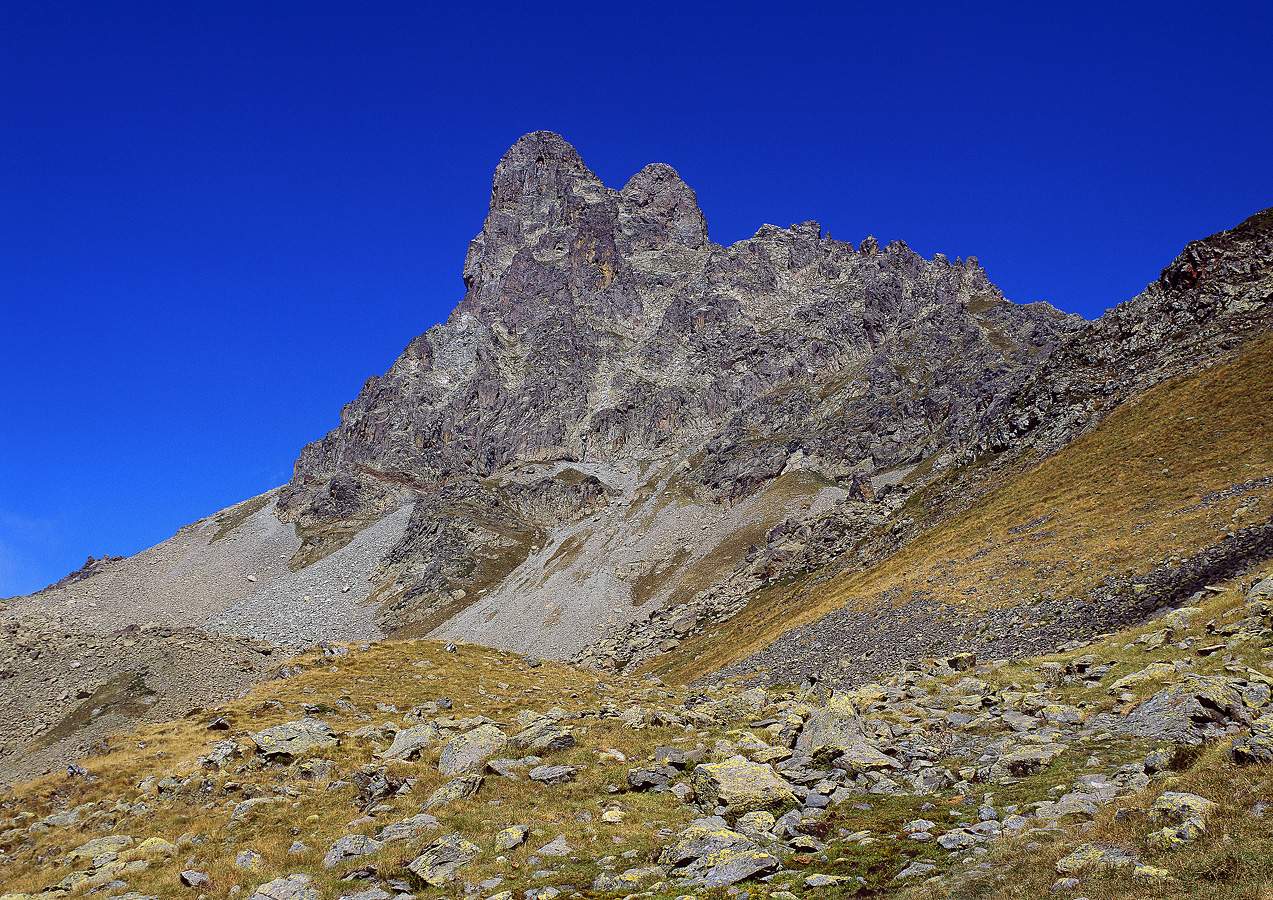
{"left": 1, "top": 132, "right": 1272, "bottom": 899}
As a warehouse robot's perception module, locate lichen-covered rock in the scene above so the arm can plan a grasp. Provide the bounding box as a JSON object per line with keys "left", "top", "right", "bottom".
{"left": 250, "top": 719, "right": 338, "bottom": 759}
{"left": 1055, "top": 843, "right": 1137, "bottom": 875}
{"left": 323, "top": 834, "right": 384, "bottom": 868}
{"left": 68, "top": 835, "right": 133, "bottom": 863}
{"left": 376, "top": 812, "right": 439, "bottom": 844}
{"left": 691, "top": 755, "right": 798, "bottom": 815}
{"left": 1040, "top": 704, "right": 1083, "bottom": 725}
{"left": 828, "top": 742, "right": 902, "bottom": 773}
{"left": 1132, "top": 863, "right": 1171, "bottom": 885}
{"left": 1233, "top": 713, "right": 1273, "bottom": 764}
{"left": 493, "top": 825, "right": 529, "bottom": 851}
{"left": 438, "top": 725, "right": 508, "bottom": 775}
{"left": 593, "top": 866, "right": 666, "bottom": 893}
{"left": 1121, "top": 676, "right": 1250, "bottom": 745}
{"left": 511, "top": 719, "right": 577, "bottom": 753}
{"left": 406, "top": 834, "right": 481, "bottom": 886}
{"left": 382, "top": 723, "right": 441, "bottom": 760}
{"left": 795, "top": 694, "right": 865, "bottom": 755}
{"left": 528, "top": 764, "right": 576, "bottom": 784}
{"left": 135, "top": 837, "right": 176, "bottom": 856}
{"left": 1146, "top": 817, "right": 1206, "bottom": 850}
{"left": 989, "top": 743, "right": 1066, "bottom": 780}
{"left": 424, "top": 775, "right": 484, "bottom": 810}
{"left": 660, "top": 817, "right": 780, "bottom": 887}
{"left": 249, "top": 874, "right": 319, "bottom": 900}
{"left": 1107, "top": 662, "right": 1178, "bottom": 694}
{"left": 1149, "top": 791, "right": 1218, "bottom": 826}
{"left": 235, "top": 848, "right": 266, "bottom": 872}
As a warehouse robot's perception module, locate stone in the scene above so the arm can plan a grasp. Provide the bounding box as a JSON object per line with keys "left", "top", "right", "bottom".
{"left": 231, "top": 796, "right": 282, "bottom": 824}
{"left": 691, "top": 755, "right": 798, "bottom": 816}
{"left": 382, "top": 723, "right": 442, "bottom": 760}
{"left": 323, "top": 834, "right": 384, "bottom": 868}
{"left": 1040, "top": 704, "right": 1083, "bottom": 726}
{"left": 424, "top": 775, "right": 484, "bottom": 810}
{"left": 1132, "top": 863, "right": 1171, "bottom": 885}
{"left": 1146, "top": 817, "right": 1206, "bottom": 850}
{"left": 1122, "top": 676, "right": 1250, "bottom": 745}
{"left": 249, "top": 874, "right": 319, "bottom": 900}
{"left": 795, "top": 694, "right": 865, "bottom": 755}
{"left": 1107, "top": 662, "right": 1178, "bottom": 694}
{"left": 439, "top": 725, "right": 508, "bottom": 775}
{"left": 1149, "top": 791, "right": 1218, "bottom": 826}
{"left": 377, "top": 812, "right": 439, "bottom": 843}
{"left": 592, "top": 866, "right": 666, "bottom": 893}
{"left": 536, "top": 834, "right": 574, "bottom": 856}
{"left": 511, "top": 720, "right": 576, "bottom": 754}
{"left": 895, "top": 862, "right": 935, "bottom": 880}
{"left": 735, "top": 810, "right": 776, "bottom": 838}
{"left": 1054, "top": 844, "right": 1136, "bottom": 875}
{"left": 804, "top": 874, "right": 853, "bottom": 887}
{"left": 235, "top": 848, "right": 266, "bottom": 872}
{"left": 829, "top": 742, "right": 902, "bottom": 773}
{"left": 68, "top": 835, "right": 133, "bottom": 862}
{"left": 660, "top": 818, "right": 780, "bottom": 887}
{"left": 407, "top": 834, "right": 481, "bottom": 886}
{"left": 494, "top": 825, "right": 529, "bottom": 851}
{"left": 528, "top": 764, "right": 577, "bottom": 784}
{"left": 250, "top": 719, "right": 338, "bottom": 759}
{"left": 1233, "top": 713, "right": 1273, "bottom": 764}
{"left": 990, "top": 744, "right": 1066, "bottom": 780}
{"left": 135, "top": 837, "right": 176, "bottom": 856}
{"left": 627, "top": 765, "right": 678, "bottom": 791}
{"left": 180, "top": 870, "right": 211, "bottom": 888}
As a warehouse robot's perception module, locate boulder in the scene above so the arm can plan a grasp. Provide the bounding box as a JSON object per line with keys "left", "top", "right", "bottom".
{"left": 795, "top": 694, "right": 865, "bottom": 755}
{"left": 250, "top": 720, "right": 338, "bottom": 759}
{"left": 376, "top": 812, "right": 439, "bottom": 844}
{"left": 593, "top": 865, "right": 666, "bottom": 893}
{"left": 249, "top": 874, "right": 319, "bottom": 900}
{"left": 382, "top": 723, "right": 442, "bottom": 761}
{"left": 536, "top": 835, "right": 574, "bottom": 856}
{"left": 424, "top": 775, "right": 484, "bottom": 810}
{"left": 406, "top": 834, "right": 481, "bottom": 886}
{"left": 438, "top": 725, "right": 508, "bottom": 775}
{"left": 1149, "top": 791, "right": 1218, "bottom": 826}
{"left": 510, "top": 720, "right": 576, "bottom": 754}
{"left": 1122, "top": 676, "right": 1250, "bottom": 745}
{"left": 691, "top": 755, "right": 797, "bottom": 816}
{"left": 528, "top": 764, "right": 577, "bottom": 785}
{"left": 989, "top": 743, "right": 1066, "bottom": 780}
{"left": 660, "top": 817, "right": 780, "bottom": 888}
{"left": 1233, "top": 713, "right": 1273, "bottom": 764}
{"left": 323, "top": 834, "right": 383, "bottom": 868}
{"left": 1054, "top": 843, "right": 1137, "bottom": 875}
{"left": 494, "top": 825, "right": 529, "bottom": 851}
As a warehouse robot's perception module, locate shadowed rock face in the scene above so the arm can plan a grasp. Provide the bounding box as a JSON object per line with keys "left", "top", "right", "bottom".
{"left": 277, "top": 132, "right": 1075, "bottom": 542}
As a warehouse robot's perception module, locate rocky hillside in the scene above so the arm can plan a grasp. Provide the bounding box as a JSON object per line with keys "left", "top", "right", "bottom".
{"left": 270, "top": 131, "right": 1082, "bottom": 642}
{"left": 3, "top": 568, "right": 1273, "bottom": 900}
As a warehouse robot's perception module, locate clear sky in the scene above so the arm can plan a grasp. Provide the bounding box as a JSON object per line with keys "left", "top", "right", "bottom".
{"left": 2, "top": 2, "right": 1270, "bottom": 598}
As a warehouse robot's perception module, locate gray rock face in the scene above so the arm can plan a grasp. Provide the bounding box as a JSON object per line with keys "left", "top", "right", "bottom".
{"left": 438, "top": 724, "right": 508, "bottom": 775}
{"left": 273, "top": 130, "right": 1080, "bottom": 631}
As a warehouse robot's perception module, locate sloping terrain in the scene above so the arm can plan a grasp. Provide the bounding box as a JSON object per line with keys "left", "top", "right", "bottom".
{"left": 3, "top": 566, "right": 1273, "bottom": 900}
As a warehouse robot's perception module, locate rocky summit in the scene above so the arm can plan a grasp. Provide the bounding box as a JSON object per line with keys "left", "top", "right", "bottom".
{"left": 1, "top": 133, "right": 1272, "bottom": 900}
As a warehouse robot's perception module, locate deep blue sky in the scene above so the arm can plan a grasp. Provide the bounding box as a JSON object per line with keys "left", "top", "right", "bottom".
{"left": 2, "top": 2, "right": 1270, "bottom": 597}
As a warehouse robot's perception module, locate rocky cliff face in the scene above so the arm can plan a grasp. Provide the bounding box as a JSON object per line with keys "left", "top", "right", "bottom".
{"left": 273, "top": 132, "right": 1080, "bottom": 632}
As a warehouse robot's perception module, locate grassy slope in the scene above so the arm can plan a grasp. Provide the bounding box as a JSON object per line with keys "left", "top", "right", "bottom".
{"left": 651, "top": 334, "right": 1273, "bottom": 684}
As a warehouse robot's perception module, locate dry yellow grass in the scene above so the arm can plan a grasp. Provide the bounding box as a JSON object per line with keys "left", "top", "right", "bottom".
{"left": 654, "top": 334, "right": 1273, "bottom": 683}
